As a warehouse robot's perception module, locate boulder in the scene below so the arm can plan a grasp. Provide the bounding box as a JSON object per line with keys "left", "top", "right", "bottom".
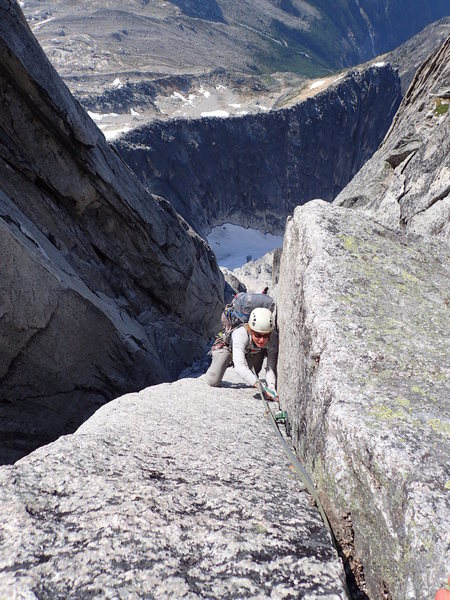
{"left": 277, "top": 200, "right": 450, "bottom": 599}
{"left": 220, "top": 267, "right": 247, "bottom": 304}
{"left": 0, "top": 1, "right": 223, "bottom": 463}
{"left": 231, "top": 249, "right": 279, "bottom": 295}
{"left": 335, "top": 36, "right": 450, "bottom": 242}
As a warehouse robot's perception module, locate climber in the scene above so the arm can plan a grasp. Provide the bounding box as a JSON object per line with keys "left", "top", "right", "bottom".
{"left": 205, "top": 307, "right": 278, "bottom": 401}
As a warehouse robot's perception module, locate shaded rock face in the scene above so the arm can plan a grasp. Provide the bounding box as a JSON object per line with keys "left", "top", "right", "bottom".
{"left": 0, "top": 372, "right": 347, "bottom": 598}
{"left": 335, "top": 36, "right": 450, "bottom": 241}
{"left": 220, "top": 267, "right": 247, "bottom": 304}
{"left": 117, "top": 65, "right": 402, "bottom": 236}
{"left": 0, "top": 1, "right": 224, "bottom": 463}
{"left": 277, "top": 201, "right": 449, "bottom": 599}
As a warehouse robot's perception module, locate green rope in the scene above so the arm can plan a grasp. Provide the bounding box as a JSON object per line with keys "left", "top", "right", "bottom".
{"left": 254, "top": 376, "right": 337, "bottom": 548}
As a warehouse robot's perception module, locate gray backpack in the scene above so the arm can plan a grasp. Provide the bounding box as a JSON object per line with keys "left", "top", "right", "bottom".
{"left": 213, "top": 292, "right": 276, "bottom": 350}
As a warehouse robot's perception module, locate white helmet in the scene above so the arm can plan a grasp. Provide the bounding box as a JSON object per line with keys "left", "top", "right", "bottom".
{"left": 248, "top": 307, "right": 274, "bottom": 333}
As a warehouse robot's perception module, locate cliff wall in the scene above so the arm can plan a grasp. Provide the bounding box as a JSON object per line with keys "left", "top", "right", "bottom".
{"left": 277, "top": 38, "right": 450, "bottom": 598}
{"left": 0, "top": 0, "right": 223, "bottom": 463}
{"left": 116, "top": 65, "right": 402, "bottom": 236}
{"left": 335, "top": 36, "right": 450, "bottom": 241}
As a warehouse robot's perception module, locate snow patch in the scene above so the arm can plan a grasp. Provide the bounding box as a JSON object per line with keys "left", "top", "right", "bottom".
{"left": 112, "top": 78, "right": 123, "bottom": 89}
{"left": 373, "top": 61, "right": 386, "bottom": 67}
{"left": 104, "top": 126, "right": 131, "bottom": 141}
{"left": 228, "top": 103, "right": 242, "bottom": 108}
{"left": 88, "top": 111, "right": 103, "bottom": 121}
{"left": 207, "top": 224, "right": 283, "bottom": 270}
{"left": 172, "top": 91, "right": 187, "bottom": 102}
{"left": 130, "top": 108, "right": 139, "bottom": 116}
{"left": 310, "top": 80, "right": 325, "bottom": 90}
{"left": 201, "top": 110, "right": 229, "bottom": 118}
{"left": 88, "top": 111, "right": 119, "bottom": 121}
{"left": 216, "top": 85, "right": 227, "bottom": 91}
{"left": 200, "top": 87, "right": 211, "bottom": 98}
{"left": 31, "top": 16, "right": 56, "bottom": 30}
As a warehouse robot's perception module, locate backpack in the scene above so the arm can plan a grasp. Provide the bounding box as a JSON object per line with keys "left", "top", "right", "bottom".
{"left": 213, "top": 292, "right": 276, "bottom": 350}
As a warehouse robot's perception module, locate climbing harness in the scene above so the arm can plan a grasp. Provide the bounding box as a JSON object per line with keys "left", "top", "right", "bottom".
{"left": 253, "top": 371, "right": 338, "bottom": 549}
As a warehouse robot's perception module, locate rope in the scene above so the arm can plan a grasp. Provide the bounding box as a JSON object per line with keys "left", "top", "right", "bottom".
{"left": 254, "top": 375, "right": 338, "bottom": 549}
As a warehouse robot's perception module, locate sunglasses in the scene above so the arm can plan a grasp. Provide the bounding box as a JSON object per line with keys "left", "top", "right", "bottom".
{"left": 251, "top": 331, "right": 270, "bottom": 339}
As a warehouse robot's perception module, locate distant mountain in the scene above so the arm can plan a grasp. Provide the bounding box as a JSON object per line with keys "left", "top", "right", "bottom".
{"left": 22, "top": 0, "right": 449, "bottom": 110}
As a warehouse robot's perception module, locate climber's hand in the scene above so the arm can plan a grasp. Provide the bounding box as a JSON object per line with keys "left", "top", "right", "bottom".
{"left": 255, "top": 381, "right": 278, "bottom": 401}
{"left": 263, "top": 386, "right": 278, "bottom": 402}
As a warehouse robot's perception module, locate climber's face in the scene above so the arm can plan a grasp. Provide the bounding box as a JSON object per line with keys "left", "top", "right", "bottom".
{"left": 251, "top": 330, "right": 270, "bottom": 348}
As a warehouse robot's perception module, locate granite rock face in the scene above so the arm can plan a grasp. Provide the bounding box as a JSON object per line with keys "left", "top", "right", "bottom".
{"left": 277, "top": 201, "right": 450, "bottom": 599}
{"left": 0, "top": 1, "right": 223, "bottom": 463}
{"left": 220, "top": 267, "right": 247, "bottom": 304}
{"left": 335, "top": 36, "right": 450, "bottom": 242}
{"left": 220, "top": 248, "right": 281, "bottom": 304}
{"left": 0, "top": 370, "right": 347, "bottom": 598}
{"left": 116, "top": 65, "right": 402, "bottom": 236}
{"left": 276, "top": 36, "right": 450, "bottom": 598}
{"left": 231, "top": 250, "right": 280, "bottom": 296}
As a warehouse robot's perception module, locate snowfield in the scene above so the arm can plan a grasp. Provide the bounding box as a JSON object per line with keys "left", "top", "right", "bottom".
{"left": 207, "top": 223, "right": 283, "bottom": 270}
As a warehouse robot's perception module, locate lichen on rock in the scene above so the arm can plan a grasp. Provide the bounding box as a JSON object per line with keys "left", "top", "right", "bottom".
{"left": 277, "top": 199, "right": 449, "bottom": 599}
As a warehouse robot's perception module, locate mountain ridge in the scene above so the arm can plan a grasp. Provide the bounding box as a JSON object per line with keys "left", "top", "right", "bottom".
{"left": 22, "top": 0, "right": 450, "bottom": 122}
